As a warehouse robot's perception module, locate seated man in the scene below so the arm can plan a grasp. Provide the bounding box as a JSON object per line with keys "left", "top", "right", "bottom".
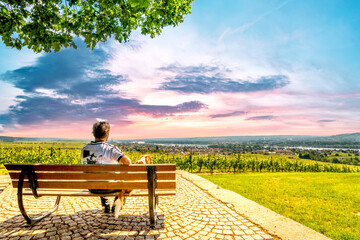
{"left": 81, "top": 121, "right": 131, "bottom": 213}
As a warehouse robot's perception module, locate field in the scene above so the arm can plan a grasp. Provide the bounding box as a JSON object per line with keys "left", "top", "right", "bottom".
{"left": 1, "top": 141, "right": 359, "bottom": 174}
{"left": 1, "top": 141, "right": 360, "bottom": 240}
{"left": 202, "top": 172, "right": 360, "bottom": 240}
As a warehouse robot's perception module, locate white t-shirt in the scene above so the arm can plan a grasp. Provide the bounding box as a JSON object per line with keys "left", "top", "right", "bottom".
{"left": 81, "top": 141, "right": 125, "bottom": 165}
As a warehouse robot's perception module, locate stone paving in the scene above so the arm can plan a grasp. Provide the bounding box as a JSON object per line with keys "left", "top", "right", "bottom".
{"left": 0, "top": 175, "right": 10, "bottom": 194}
{"left": 0, "top": 176, "right": 278, "bottom": 240}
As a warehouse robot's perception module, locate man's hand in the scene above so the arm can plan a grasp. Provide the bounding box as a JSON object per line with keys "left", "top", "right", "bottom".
{"left": 119, "top": 155, "right": 131, "bottom": 165}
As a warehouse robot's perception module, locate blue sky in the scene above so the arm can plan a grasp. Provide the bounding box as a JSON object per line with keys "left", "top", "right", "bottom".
{"left": 0, "top": 0, "right": 359, "bottom": 139}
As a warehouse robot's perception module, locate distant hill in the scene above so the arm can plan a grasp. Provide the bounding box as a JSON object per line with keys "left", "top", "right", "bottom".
{"left": 124, "top": 133, "right": 360, "bottom": 144}
{"left": 322, "top": 133, "right": 360, "bottom": 142}
{"left": 1, "top": 132, "right": 360, "bottom": 144}
{"left": 122, "top": 133, "right": 360, "bottom": 144}
{"left": 124, "top": 135, "right": 316, "bottom": 144}
{"left": 0, "top": 136, "right": 86, "bottom": 142}
{"left": 0, "top": 136, "right": 41, "bottom": 142}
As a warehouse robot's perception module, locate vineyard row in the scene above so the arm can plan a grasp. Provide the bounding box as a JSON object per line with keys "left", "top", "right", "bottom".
{"left": 0, "top": 146, "right": 358, "bottom": 173}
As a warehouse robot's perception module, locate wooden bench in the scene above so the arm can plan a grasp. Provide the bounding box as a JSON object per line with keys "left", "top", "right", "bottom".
{"left": 4, "top": 163, "right": 176, "bottom": 227}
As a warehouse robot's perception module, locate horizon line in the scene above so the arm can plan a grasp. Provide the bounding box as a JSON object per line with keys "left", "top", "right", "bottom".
{"left": 1, "top": 132, "right": 359, "bottom": 142}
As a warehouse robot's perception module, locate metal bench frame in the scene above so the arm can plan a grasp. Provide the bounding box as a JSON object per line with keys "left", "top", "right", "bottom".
{"left": 17, "top": 165, "right": 61, "bottom": 226}
{"left": 6, "top": 164, "right": 172, "bottom": 228}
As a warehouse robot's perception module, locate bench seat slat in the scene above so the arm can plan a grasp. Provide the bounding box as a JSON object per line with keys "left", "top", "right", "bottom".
{"left": 5, "top": 164, "right": 176, "bottom": 172}
{"left": 9, "top": 172, "right": 176, "bottom": 181}
{"left": 22, "top": 189, "right": 176, "bottom": 197}
{"left": 12, "top": 180, "right": 176, "bottom": 190}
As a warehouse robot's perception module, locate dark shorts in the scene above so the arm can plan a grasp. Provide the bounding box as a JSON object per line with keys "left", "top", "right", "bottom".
{"left": 88, "top": 189, "right": 120, "bottom": 194}
{"left": 88, "top": 189, "right": 120, "bottom": 206}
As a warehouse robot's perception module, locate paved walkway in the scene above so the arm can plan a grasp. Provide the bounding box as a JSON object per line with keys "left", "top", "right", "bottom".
{"left": 0, "top": 175, "right": 277, "bottom": 240}
{"left": 0, "top": 175, "right": 10, "bottom": 194}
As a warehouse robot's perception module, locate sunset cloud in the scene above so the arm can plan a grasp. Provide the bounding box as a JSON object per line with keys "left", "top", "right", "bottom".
{"left": 210, "top": 111, "right": 246, "bottom": 119}
{"left": 318, "top": 120, "right": 336, "bottom": 123}
{"left": 159, "top": 67, "right": 290, "bottom": 94}
{"left": 1, "top": 0, "right": 360, "bottom": 138}
{"left": 246, "top": 115, "right": 277, "bottom": 121}
{"left": 0, "top": 42, "right": 207, "bottom": 131}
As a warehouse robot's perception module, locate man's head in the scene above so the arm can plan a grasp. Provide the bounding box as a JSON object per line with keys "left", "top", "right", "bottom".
{"left": 92, "top": 121, "right": 110, "bottom": 140}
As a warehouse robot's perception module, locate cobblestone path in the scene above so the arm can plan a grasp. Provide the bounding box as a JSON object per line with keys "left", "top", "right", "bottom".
{"left": 0, "top": 175, "right": 10, "bottom": 194}
{"left": 0, "top": 176, "right": 278, "bottom": 240}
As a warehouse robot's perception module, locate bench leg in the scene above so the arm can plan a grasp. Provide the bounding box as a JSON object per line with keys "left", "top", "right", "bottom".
{"left": 148, "top": 195, "right": 159, "bottom": 228}
{"left": 147, "top": 166, "right": 157, "bottom": 228}
{"left": 18, "top": 169, "right": 61, "bottom": 226}
{"left": 155, "top": 195, "right": 158, "bottom": 212}
{"left": 148, "top": 196, "right": 156, "bottom": 228}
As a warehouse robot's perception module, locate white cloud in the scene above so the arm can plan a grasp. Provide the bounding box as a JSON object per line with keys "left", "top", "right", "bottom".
{"left": 0, "top": 81, "right": 23, "bottom": 114}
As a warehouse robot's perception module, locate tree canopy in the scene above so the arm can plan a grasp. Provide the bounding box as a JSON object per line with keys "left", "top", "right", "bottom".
{"left": 0, "top": 0, "right": 194, "bottom": 53}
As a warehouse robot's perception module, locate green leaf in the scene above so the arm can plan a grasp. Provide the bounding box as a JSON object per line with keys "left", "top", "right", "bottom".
{"left": 0, "top": 0, "right": 194, "bottom": 52}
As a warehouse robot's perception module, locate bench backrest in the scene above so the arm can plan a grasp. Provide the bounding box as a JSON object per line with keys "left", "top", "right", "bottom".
{"left": 5, "top": 164, "right": 176, "bottom": 190}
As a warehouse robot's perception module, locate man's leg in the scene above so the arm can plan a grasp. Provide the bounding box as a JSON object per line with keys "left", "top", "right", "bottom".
{"left": 111, "top": 196, "right": 118, "bottom": 213}
{"left": 114, "top": 190, "right": 126, "bottom": 219}
{"left": 101, "top": 196, "right": 114, "bottom": 213}
{"left": 89, "top": 189, "right": 119, "bottom": 213}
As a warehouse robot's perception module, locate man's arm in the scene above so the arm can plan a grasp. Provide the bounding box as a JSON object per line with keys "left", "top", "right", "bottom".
{"left": 119, "top": 155, "right": 131, "bottom": 165}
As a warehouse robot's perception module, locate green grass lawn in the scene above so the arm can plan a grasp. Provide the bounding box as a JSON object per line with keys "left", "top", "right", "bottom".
{"left": 201, "top": 172, "right": 360, "bottom": 240}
